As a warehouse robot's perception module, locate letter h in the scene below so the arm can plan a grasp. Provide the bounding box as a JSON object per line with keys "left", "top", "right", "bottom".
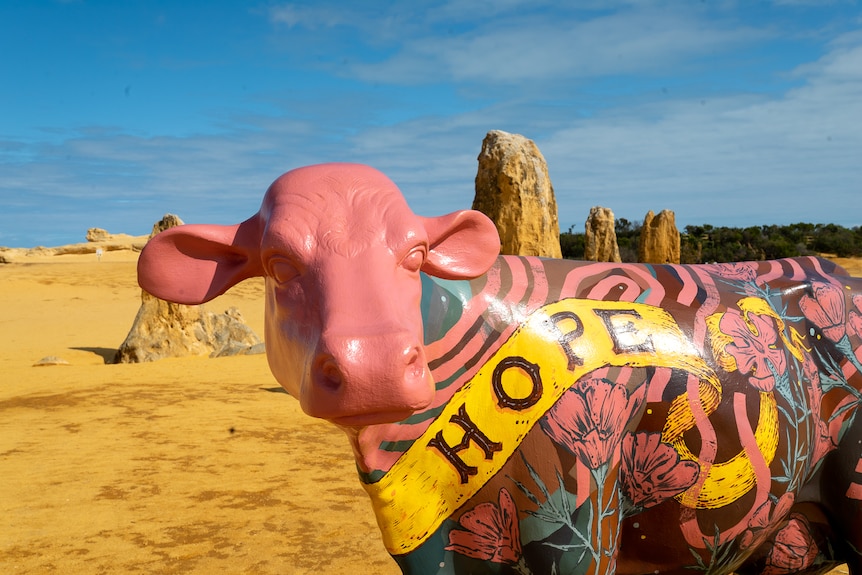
{"left": 427, "top": 404, "right": 503, "bottom": 484}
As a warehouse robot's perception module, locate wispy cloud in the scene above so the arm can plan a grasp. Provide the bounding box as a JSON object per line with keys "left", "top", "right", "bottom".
{"left": 268, "top": 2, "right": 770, "bottom": 86}
{"left": 539, "top": 31, "right": 862, "bottom": 227}
{"left": 269, "top": 4, "right": 352, "bottom": 29}
{"left": 350, "top": 9, "right": 766, "bottom": 84}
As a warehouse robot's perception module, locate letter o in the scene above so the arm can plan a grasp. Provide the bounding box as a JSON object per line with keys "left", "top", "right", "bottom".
{"left": 492, "top": 356, "right": 542, "bottom": 411}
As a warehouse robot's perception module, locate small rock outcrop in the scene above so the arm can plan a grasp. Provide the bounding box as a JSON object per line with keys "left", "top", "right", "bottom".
{"left": 638, "top": 210, "right": 681, "bottom": 264}
{"left": 114, "top": 214, "right": 264, "bottom": 363}
{"left": 473, "top": 130, "right": 562, "bottom": 258}
{"left": 150, "top": 214, "right": 184, "bottom": 236}
{"left": 584, "top": 206, "right": 621, "bottom": 263}
{"left": 86, "top": 228, "right": 110, "bottom": 242}
{"left": 1, "top": 228, "right": 149, "bottom": 262}
{"left": 86, "top": 227, "right": 146, "bottom": 245}
{"left": 33, "top": 356, "right": 70, "bottom": 367}
{"left": 114, "top": 301, "right": 263, "bottom": 363}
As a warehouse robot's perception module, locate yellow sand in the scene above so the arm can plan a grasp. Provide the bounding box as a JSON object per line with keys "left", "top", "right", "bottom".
{"left": 0, "top": 250, "right": 398, "bottom": 574}
{"left": 1, "top": 250, "right": 858, "bottom": 574}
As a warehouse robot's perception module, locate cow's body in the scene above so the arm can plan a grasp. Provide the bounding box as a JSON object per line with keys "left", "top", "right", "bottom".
{"left": 139, "top": 163, "right": 862, "bottom": 575}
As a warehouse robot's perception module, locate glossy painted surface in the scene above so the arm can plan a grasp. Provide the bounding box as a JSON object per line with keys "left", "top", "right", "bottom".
{"left": 138, "top": 163, "right": 862, "bottom": 575}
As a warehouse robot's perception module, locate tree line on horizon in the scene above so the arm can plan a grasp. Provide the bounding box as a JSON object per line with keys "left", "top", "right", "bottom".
{"left": 560, "top": 221, "right": 862, "bottom": 263}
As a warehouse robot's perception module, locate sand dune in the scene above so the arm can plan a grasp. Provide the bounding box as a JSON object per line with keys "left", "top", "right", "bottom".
{"left": 2, "top": 250, "right": 859, "bottom": 574}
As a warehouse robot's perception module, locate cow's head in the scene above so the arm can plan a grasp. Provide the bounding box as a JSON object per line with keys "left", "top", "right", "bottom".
{"left": 138, "top": 163, "right": 500, "bottom": 427}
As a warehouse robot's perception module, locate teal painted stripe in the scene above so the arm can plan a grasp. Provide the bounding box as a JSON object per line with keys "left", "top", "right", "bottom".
{"left": 435, "top": 367, "right": 466, "bottom": 391}
{"left": 358, "top": 467, "right": 386, "bottom": 484}
{"left": 401, "top": 403, "right": 446, "bottom": 425}
{"left": 420, "top": 273, "right": 470, "bottom": 345}
{"left": 380, "top": 439, "right": 417, "bottom": 452}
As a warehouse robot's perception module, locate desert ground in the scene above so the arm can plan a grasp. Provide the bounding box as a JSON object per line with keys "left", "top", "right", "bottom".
{"left": 1, "top": 248, "right": 859, "bottom": 574}
{"left": 1, "top": 248, "right": 399, "bottom": 574}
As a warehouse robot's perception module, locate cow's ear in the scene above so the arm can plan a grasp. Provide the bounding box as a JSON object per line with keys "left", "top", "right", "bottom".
{"left": 421, "top": 210, "right": 500, "bottom": 279}
{"left": 137, "top": 215, "right": 263, "bottom": 304}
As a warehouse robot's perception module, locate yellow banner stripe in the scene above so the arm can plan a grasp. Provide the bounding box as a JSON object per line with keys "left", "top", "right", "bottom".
{"left": 364, "top": 298, "right": 717, "bottom": 555}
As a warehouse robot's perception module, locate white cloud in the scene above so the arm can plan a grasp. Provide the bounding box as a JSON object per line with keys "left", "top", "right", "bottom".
{"left": 538, "top": 32, "right": 862, "bottom": 228}
{"left": 281, "top": 3, "right": 769, "bottom": 85}
{"left": 268, "top": 4, "right": 349, "bottom": 29}
{"left": 437, "top": 12, "right": 763, "bottom": 83}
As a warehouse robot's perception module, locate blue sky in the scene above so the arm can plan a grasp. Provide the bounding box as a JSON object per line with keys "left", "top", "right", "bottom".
{"left": 2, "top": 1, "right": 861, "bottom": 248}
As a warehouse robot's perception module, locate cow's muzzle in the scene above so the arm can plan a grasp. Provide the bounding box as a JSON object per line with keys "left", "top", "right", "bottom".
{"left": 302, "top": 334, "right": 435, "bottom": 426}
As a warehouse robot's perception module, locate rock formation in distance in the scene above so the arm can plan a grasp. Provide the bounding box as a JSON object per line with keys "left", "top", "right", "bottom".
{"left": 473, "top": 130, "right": 562, "bottom": 258}
{"left": 114, "top": 214, "right": 263, "bottom": 363}
{"left": 638, "top": 209, "right": 681, "bottom": 264}
{"left": 584, "top": 206, "right": 622, "bottom": 263}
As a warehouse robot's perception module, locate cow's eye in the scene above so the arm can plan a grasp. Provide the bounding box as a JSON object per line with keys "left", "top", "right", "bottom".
{"left": 401, "top": 247, "right": 426, "bottom": 273}
{"left": 269, "top": 258, "right": 300, "bottom": 284}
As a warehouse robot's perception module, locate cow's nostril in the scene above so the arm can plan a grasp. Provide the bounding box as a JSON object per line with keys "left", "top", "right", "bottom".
{"left": 317, "top": 356, "right": 343, "bottom": 391}
{"left": 404, "top": 347, "right": 420, "bottom": 365}
{"left": 404, "top": 346, "right": 425, "bottom": 379}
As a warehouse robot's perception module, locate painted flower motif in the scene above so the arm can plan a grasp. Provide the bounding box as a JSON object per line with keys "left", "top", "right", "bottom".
{"left": 802, "top": 353, "right": 837, "bottom": 464}
{"left": 739, "top": 492, "right": 795, "bottom": 550}
{"left": 850, "top": 310, "right": 862, "bottom": 340}
{"left": 849, "top": 294, "right": 862, "bottom": 339}
{"left": 709, "top": 262, "right": 757, "bottom": 282}
{"left": 620, "top": 431, "right": 699, "bottom": 510}
{"left": 719, "top": 309, "right": 787, "bottom": 392}
{"left": 799, "top": 281, "right": 847, "bottom": 343}
{"left": 541, "top": 377, "right": 646, "bottom": 469}
{"left": 446, "top": 488, "right": 522, "bottom": 566}
{"left": 763, "top": 513, "right": 819, "bottom": 575}
{"left": 802, "top": 352, "right": 822, "bottom": 405}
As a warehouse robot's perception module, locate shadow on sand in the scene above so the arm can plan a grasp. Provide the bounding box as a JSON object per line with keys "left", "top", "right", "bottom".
{"left": 70, "top": 346, "right": 118, "bottom": 364}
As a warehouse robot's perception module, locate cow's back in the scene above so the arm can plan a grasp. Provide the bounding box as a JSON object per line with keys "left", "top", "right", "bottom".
{"left": 360, "top": 256, "right": 862, "bottom": 575}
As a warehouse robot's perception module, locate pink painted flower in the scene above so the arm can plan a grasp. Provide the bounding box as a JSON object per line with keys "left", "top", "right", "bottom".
{"left": 709, "top": 262, "right": 757, "bottom": 282}
{"left": 802, "top": 352, "right": 822, "bottom": 408}
{"left": 541, "top": 378, "right": 646, "bottom": 469}
{"left": 739, "top": 492, "right": 795, "bottom": 550}
{"left": 850, "top": 310, "right": 862, "bottom": 340}
{"left": 620, "top": 432, "right": 699, "bottom": 509}
{"left": 719, "top": 309, "right": 787, "bottom": 392}
{"left": 799, "top": 281, "right": 847, "bottom": 342}
{"left": 446, "top": 488, "right": 522, "bottom": 565}
{"left": 803, "top": 353, "right": 837, "bottom": 464}
{"left": 849, "top": 294, "right": 862, "bottom": 339}
{"left": 763, "top": 513, "right": 819, "bottom": 575}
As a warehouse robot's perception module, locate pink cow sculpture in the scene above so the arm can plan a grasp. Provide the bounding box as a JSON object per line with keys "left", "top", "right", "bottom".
{"left": 139, "top": 163, "right": 862, "bottom": 575}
